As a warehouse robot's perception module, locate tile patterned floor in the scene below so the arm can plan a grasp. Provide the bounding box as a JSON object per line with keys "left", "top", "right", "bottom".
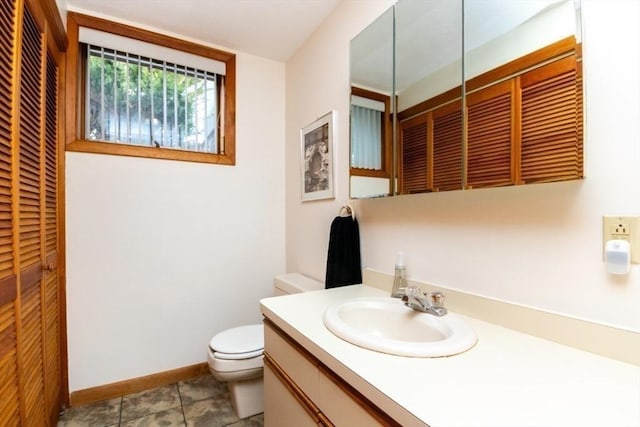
{"left": 58, "top": 375, "right": 264, "bottom": 427}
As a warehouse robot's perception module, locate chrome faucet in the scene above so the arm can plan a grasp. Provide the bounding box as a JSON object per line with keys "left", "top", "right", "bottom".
{"left": 401, "top": 286, "right": 448, "bottom": 316}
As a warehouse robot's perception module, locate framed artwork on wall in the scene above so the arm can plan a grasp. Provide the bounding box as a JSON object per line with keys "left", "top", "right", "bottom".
{"left": 300, "top": 111, "right": 336, "bottom": 201}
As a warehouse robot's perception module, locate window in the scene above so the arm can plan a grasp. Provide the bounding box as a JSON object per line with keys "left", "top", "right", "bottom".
{"left": 351, "top": 99, "right": 383, "bottom": 170}
{"left": 349, "top": 87, "right": 391, "bottom": 178}
{"left": 66, "top": 12, "right": 236, "bottom": 165}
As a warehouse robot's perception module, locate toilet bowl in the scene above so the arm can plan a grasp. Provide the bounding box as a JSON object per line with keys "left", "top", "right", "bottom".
{"left": 207, "top": 273, "right": 322, "bottom": 418}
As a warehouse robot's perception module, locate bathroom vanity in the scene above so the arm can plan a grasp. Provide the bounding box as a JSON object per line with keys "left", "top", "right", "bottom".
{"left": 260, "top": 285, "right": 639, "bottom": 427}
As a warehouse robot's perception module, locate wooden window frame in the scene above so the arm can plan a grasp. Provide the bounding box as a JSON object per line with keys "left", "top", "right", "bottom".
{"left": 65, "top": 12, "right": 236, "bottom": 165}
{"left": 349, "top": 86, "right": 392, "bottom": 179}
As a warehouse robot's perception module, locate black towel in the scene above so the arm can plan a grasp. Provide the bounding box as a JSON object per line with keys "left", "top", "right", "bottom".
{"left": 325, "top": 216, "right": 362, "bottom": 289}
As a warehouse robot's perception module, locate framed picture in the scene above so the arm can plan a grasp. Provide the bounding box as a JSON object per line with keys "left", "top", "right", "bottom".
{"left": 300, "top": 111, "right": 336, "bottom": 201}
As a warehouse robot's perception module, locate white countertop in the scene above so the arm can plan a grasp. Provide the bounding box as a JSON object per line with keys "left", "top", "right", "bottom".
{"left": 260, "top": 284, "right": 640, "bottom": 427}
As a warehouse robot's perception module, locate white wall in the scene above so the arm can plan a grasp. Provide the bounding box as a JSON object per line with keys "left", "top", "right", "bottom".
{"left": 285, "top": 0, "right": 395, "bottom": 283}
{"left": 285, "top": 0, "right": 640, "bottom": 331}
{"left": 66, "top": 50, "right": 286, "bottom": 390}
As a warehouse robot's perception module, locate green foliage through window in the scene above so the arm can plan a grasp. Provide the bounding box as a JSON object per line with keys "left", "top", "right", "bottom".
{"left": 86, "top": 44, "right": 221, "bottom": 153}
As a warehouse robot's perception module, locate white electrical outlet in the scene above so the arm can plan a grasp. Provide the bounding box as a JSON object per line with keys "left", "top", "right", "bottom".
{"left": 603, "top": 216, "right": 640, "bottom": 263}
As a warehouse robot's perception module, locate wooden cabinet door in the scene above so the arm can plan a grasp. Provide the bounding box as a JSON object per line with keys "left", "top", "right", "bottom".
{"left": 0, "top": 0, "right": 22, "bottom": 424}
{"left": 0, "top": 0, "right": 65, "bottom": 425}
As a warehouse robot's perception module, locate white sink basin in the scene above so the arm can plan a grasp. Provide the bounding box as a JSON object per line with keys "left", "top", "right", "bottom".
{"left": 323, "top": 297, "right": 477, "bottom": 357}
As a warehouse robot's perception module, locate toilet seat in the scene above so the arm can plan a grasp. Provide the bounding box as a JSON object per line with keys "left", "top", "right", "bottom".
{"left": 208, "top": 324, "right": 265, "bottom": 373}
{"left": 209, "top": 324, "right": 264, "bottom": 358}
{"left": 214, "top": 349, "right": 263, "bottom": 360}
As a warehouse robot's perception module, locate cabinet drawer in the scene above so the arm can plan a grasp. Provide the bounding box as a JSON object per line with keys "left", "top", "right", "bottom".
{"left": 264, "top": 321, "right": 320, "bottom": 404}
{"left": 264, "top": 362, "right": 320, "bottom": 427}
{"left": 318, "top": 365, "right": 392, "bottom": 427}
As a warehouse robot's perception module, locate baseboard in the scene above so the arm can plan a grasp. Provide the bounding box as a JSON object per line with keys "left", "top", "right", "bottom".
{"left": 363, "top": 268, "right": 639, "bottom": 366}
{"left": 69, "top": 362, "right": 210, "bottom": 407}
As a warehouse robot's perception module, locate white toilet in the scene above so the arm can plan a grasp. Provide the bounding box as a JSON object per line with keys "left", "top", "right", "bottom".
{"left": 207, "top": 273, "right": 322, "bottom": 418}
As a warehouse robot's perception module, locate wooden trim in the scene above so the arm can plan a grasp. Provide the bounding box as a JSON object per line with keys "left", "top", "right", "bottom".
{"left": 398, "top": 37, "right": 576, "bottom": 123}
{"left": 350, "top": 86, "right": 392, "bottom": 179}
{"left": 349, "top": 168, "right": 389, "bottom": 178}
{"left": 68, "top": 12, "right": 234, "bottom": 63}
{"left": 57, "top": 49, "right": 70, "bottom": 408}
{"left": 65, "top": 11, "right": 79, "bottom": 150}
{"left": 512, "top": 77, "right": 522, "bottom": 184}
{"left": 519, "top": 54, "right": 576, "bottom": 87}
{"left": 466, "top": 36, "right": 576, "bottom": 93}
{"left": 64, "top": 12, "right": 236, "bottom": 166}
{"left": 66, "top": 140, "right": 235, "bottom": 165}
{"left": 36, "top": 0, "right": 67, "bottom": 52}
{"left": 69, "top": 362, "right": 209, "bottom": 407}
{"left": 223, "top": 54, "right": 236, "bottom": 164}
{"left": 397, "top": 85, "right": 462, "bottom": 122}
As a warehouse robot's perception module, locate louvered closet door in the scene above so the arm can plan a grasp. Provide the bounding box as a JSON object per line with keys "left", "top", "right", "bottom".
{"left": 0, "top": 0, "right": 21, "bottom": 424}
{"left": 432, "top": 101, "right": 463, "bottom": 191}
{"left": 19, "top": 4, "right": 47, "bottom": 425}
{"left": 466, "top": 80, "right": 514, "bottom": 189}
{"left": 0, "top": 0, "right": 64, "bottom": 425}
{"left": 520, "top": 55, "right": 582, "bottom": 183}
{"left": 43, "top": 49, "right": 61, "bottom": 421}
{"left": 399, "top": 113, "right": 428, "bottom": 194}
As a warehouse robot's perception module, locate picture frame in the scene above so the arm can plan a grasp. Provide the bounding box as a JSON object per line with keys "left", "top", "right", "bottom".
{"left": 300, "top": 111, "right": 336, "bottom": 202}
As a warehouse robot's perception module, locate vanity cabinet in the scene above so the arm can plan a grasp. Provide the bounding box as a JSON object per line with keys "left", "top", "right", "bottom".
{"left": 263, "top": 320, "right": 400, "bottom": 427}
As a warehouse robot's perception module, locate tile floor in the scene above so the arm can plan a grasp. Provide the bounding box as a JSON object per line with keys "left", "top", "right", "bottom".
{"left": 57, "top": 375, "right": 264, "bottom": 427}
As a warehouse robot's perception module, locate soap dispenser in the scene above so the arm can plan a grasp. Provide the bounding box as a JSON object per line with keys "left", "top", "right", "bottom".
{"left": 391, "top": 252, "right": 408, "bottom": 298}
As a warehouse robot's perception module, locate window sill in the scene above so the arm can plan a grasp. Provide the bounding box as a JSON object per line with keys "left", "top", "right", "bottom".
{"left": 350, "top": 168, "right": 389, "bottom": 179}
{"left": 66, "top": 139, "right": 235, "bottom": 165}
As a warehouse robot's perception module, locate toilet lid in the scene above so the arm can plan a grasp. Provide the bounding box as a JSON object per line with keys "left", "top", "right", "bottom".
{"left": 209, "top": 324, "right": 264, "bottom": 357}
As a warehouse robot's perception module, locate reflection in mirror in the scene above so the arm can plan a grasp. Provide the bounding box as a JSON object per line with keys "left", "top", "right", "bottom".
{"left": 349, "top": 6, "right": 394, "bottom": 199}
{"left": 395, "top": 0, "right": 463, "bottom": 194}
{"left": 348, "top": 0, "right": 582, "bottom": 199}
{"left": 464, "top": 0, "right": 583, "bottom": 189}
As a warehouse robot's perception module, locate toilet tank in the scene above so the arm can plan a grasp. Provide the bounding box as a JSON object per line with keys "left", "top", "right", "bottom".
{"left": 273, "top": 273, "right": 323, "bottom": 296}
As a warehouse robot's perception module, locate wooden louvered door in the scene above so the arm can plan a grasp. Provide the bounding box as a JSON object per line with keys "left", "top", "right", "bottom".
{"left": 19, "top": 5, "right": 48, "bottom": 425}
{"left": 0, "top": 0, "right": 22, "bottom": 424}
{"left": 0, "top": 0, "right": 65, "bottom": 425}
{"left": 43, "top": 48, "right": 62, "bottom": 424}
{"left": 432, "top": 101, "right": 463, "bottom": 191}
{"left": 519, "top": 55, "right": 582, "bottom": 183}
{"left": 466, "top": 80, "right": 515, "bottom": 189}
{"left": 398, "top": 101, "right": 464, "bottom": 194}
{"left": 399, "top": 113, "right": 428, "bottom": 194}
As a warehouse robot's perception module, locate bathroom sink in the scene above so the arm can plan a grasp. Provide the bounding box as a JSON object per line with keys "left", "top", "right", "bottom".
{"left": 323, "top": 297, "right": 477, "bottom": 357}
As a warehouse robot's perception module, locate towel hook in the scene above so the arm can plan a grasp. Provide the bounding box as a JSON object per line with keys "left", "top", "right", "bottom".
{"left": 339, "top": 202, "right": 355, "bottom": 220}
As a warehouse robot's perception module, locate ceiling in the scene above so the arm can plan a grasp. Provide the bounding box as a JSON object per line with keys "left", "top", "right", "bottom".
{"left": 65, "top": 0, "right": 343, "bottom": 61}
{"left": 352, "top": 0, "right": 571, "bottom": 93}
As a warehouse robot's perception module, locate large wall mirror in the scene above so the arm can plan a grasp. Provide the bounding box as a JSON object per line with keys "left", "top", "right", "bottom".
{"left": 349, "top": 7, "right": 394, "bottom": 199}
{"left": 349, "top": 0, "right": 582, "bottom": 199}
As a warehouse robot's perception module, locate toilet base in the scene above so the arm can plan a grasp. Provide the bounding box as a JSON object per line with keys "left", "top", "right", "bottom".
{"left": 228, "top": 376, "right": 264, "bottom": 418}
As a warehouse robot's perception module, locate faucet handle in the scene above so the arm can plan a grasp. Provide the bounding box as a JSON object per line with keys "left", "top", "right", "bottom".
{"left": 405, "top": 285, "right": 421, "bottom": 297}
{"left": 401, "top": 285, "right": 419, "bottom": 303}
{"left": 430, "top": 291, "right": 445, "bottom": 308}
